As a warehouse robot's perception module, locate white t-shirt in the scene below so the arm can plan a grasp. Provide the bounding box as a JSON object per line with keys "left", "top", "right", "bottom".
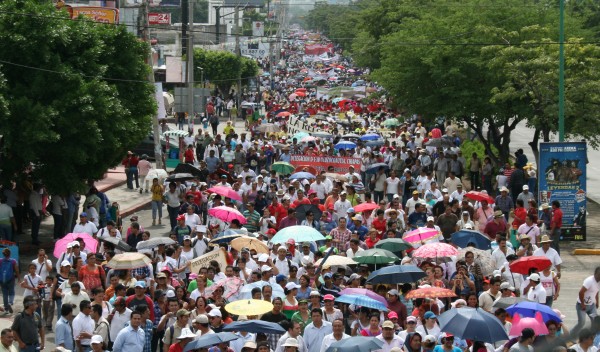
{"left": 385, "top": 177, "right": 400, "bottom": 194}
{"left": 527, "top": 283, "right": 546, "bottom": 304}
{"left": 532, "top": 247, "right": 562, "bottom": 269}
{"left": 578, "top": 275, "right": 600, "bottom": 305}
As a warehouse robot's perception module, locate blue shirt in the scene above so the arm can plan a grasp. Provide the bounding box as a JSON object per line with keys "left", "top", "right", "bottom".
{"left": 125, "top": 319, "right": 153, "bottom": 352}
{"left": 433, "top": 345, "right": 462, "bottom": 352}
{"left": 113, "top": 325, "right": 145, "bottom": 352}
{"left": 55, "top": 317, "right": 74, "bottom": 351}
{"left": 304, "top": 321, "right": 332, "bottom": 352}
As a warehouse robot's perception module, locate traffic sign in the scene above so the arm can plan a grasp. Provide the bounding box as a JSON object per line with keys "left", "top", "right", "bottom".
{"left": 149, "top": 13, "right": 171, "bottom": 25}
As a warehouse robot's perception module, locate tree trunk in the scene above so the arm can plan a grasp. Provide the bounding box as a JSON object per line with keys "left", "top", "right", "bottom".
{"left": 529, "top": 128, "right": 541, "bottom": 168}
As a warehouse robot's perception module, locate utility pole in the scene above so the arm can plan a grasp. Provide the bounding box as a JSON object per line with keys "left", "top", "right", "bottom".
{"left": 187, "top": 0, "right": 194, "bottom": 125}
{"left": 235, "top": 6, "right": 242, "bottom": 109}
{"left": 142, "top": 0, "right": 164, "bottom": 169}
{"left": 558, "top": 0, "right": 565, "bottom": 142}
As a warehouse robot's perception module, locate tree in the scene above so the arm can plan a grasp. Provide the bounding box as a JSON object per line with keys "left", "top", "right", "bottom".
{"left": 193, "top": 49, "right": 259, "bottom": 97}
{"left": 0, "top": 0, "right": 156, "bottom": 194}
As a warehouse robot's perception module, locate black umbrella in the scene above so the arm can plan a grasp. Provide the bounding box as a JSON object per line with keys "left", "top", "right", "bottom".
{"left": 98, "top": 236, "right": 132, "bottom": 252}
{"left": 166, "top": 173, "right": 195, "bottom": 182}
{"left": 294, "top": 204, "right": 322, "bottom": 222}
{"left": 425, "top": 137, "right": 455, "bottom": 148}
{"left": 174, "top": 163, "right": 203, "bottom": 178}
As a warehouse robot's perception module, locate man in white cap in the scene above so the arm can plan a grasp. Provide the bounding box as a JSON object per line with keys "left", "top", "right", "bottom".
{"left": 169, "top": 328, "right": 196, "bottom": 352}
{"left": 333, "top": 192, "right": 352, "bottom": 222}
{"left": 524, "top": 273, "right": 546, "bottom": 304}
{"left": 376, "top": 320, "right": 404, "bottom": 352}
{"left": 517, "top": 185, "right": 534, "bottom": 210}
{"left": 90, "top": 335, "right": 105, "bottom": 352}
{"left": 192, "top": 225, "right": 210, "bottom": 256}
{"left": 192, "top": 314, "right": 214, "bottom": 337}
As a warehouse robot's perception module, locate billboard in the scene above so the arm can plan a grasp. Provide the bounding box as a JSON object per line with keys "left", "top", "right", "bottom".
{"left": 149, "top": 12, "right": 171, "bottom": 24}
{"left": 67, "top": 6, "right": 119, "bottom": 23}
{"left": 252, "top": 21, "right": 264, "bottom": 37}
{"left": 538, "top": 142, "right": 587, "bottom": 241}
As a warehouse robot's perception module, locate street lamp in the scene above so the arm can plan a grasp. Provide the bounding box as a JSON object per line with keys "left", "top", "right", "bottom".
{"left": 197, "top": 66, "right": 204, "bottom": 88}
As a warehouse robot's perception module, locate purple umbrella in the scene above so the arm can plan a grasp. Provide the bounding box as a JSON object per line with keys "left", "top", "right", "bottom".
{"left": 339, "top": 288, "right": 387, "bottom": 306}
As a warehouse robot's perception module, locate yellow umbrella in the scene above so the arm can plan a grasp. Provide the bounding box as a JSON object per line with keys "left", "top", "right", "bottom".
{"left": 315, "top": 255, "right": 357, "bottom": 269}
{"left": 230, "top": 236, "right": 269, "bottom": 254}
{"left": 225, "top": 299, "right": 273, "bottom": 316}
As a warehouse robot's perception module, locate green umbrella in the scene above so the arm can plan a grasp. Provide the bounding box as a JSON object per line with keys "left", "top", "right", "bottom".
{"left": 353, "top": 248, "right": 399, "bottom": 266}
{"left": 382, "top": 119, "right": 401, "bottom": 127}
{"left": 375, "top": 238, "right": 413, "bottom": 254}
{"left": 271, "top": 161, "right": 295, "bottom": 175}
{"left": 292, "top": 132, "right": 309, "bottom": 140}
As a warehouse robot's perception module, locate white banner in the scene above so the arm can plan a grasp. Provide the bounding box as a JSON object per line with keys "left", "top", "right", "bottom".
{"left": 189, "top": 249, "right": 228, "bottom": 274}
{"left": 252, "top": 21, "right": 264, "bottom": 37}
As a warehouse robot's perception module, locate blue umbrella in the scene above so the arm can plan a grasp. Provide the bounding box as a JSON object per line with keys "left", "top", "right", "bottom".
{"left": 359, "top": 133, "right": 381, "bottom": 141}
{"left": 365, "top": 139, "right": 385, "bottom": 147}
{"left": 437, "top": 307, "right": 509, "bottom": 344}
{"left": 325, "top": 336, "right": 384, "bottom": 352}
{"left": 506, "top": 301, "right": 562, "bottom": 322}
{"left": 335, "top": 294, "right": 389, "bottom": 311}
{"left": 366, "top": 162, "right": 390, "bottom": 175}
{"left": 223, "top": 320, "right": 286, "bottom": 334}
{"left": 451, "top": 229, "right": 491, "bottom": 250}
{"left": 289, "top": 172, "right": 316, "bottom": 180}
{"left": 184, "top": 332, "right": 239, "bottom": 351}
{"left": 208, "top": 233, "right": 242, "bottom": 246}
{"left": 270, "top": 225, "right": 325, "bottom": 244}
{"left": 367, "top": 265, "right": 426, "bottom": 284}
{"left": 334, "top": 141, "right": 357, "bottom": 150}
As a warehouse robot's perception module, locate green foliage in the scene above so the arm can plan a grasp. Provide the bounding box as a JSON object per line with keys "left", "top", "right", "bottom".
{"left": 194, "top": 48, "right": 259, "bottom": 95}
{"left": 304, "top": 3, "right": 359, "bottom": 51}
{"left": 461, "top": 140, "right": 497, "bottom": 170}
{"left": 0, "top": 0, "right": 155, "bottom": 194}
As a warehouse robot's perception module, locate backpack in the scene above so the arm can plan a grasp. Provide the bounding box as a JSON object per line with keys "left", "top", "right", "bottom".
{"left": 274, "top": 257, "right": 293, "bottom": 273}
{"left": 0, "top": 258, "right": 16, "bottom": 283}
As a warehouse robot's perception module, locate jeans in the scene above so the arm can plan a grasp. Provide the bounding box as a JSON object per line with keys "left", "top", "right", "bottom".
{"left": 167, "top": 205, "right": 179, "bottom": 230}
{"left": 386, "top": 194, "right": 395, "bottom": 203}
{"left": 29, "top": 210, "right": 41, "bottom": 243}
{"left": 572, "top": 302, "right": 597, "bottom": 338}
{"left": 483, "top": 174, "right": 493, "bottom": 195}
{"left": 56, "top": 298, "right": 62, "bottom": 320}
{"left": 0, "top": 224, "right": 12, "bottom": 242}
{"left": 0, "top": 278, "right": 15, "bottom": 309}
{"left": 211, "top": 123, "right": 219, "bottom": 136}
{"left": 19, "top": 343, "right": 39, "bottom": 352}
{"left": 152, "top": 201, "right": 163, "bottom": 220}
{"left": 129, "top": 167, "right": 139, "bottom": 189}
{"left": 52, "top": 213, "right": 63, "bottom": 239}
{"left": 545, "top": 295, "right": 553, "bottom": 307}
{"left": 374, "top": 191, "right": 384, "bottom": 203}
{"left": 42, "top": 300, "right": 54, "bottom": 327}
{"left": 551, "top": 228, "right": 561, "bottom": 255}
{"left": 470, "top": 171, "right": 480, "bottom": 190}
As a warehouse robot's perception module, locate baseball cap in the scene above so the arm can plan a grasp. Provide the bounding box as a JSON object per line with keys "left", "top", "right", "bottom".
{"left": 61, "top": 260, "right": 71, "bottom": 267}
{"left": 208, "top": 309, "right": 222, "bottom": 317}
{"left": 196, "top": 225, "right": 207, "bottom": 232}
{"left": 91, "top": 335, "right": 103, "bottom": 345}
{"left": 177, "top": 214, "right": 185, "bottom": 221}
{"left": 276, "top": 274, "right": 287, "bottom": 283}
{"left": 387, "top": 289, "right": 399, "bottom": 296}
{"left": 80, "top": 212, "right": 88, "bottom": 217}
{"left": 309, "top": 291, "right": 321, "bottom": 297}
{"left": 492, "top": 270, "right": 501, "bottom": 278}
{"left": 382, "top": 320, "right": 395, "bottom": 329}
{"left": 388, "top": 311, "right": 398, "bottom": 319}
{"left": 323, "top": 294, "right": 335, "bottom": 301}
{"left": 243, "top": 341, "right": 258, "bottom": 350}
{"left": 529, "top": 273, "right": 541, "bottom": 282}
{"left": 406, "top": 316, "right": 418, "bottom": 323}
{"left": 285, "top": 282, "right": 301, "bottom": 290}
{"left": 500, "top": 282, "right": 511, "bottom": 290}
{"left": 258, "top": 254, "right": 270, "bottom": 262}
{"left": 134, "top": 281, "right": 146, "bottom": 288}
{"left": 427, "top": 216, "right": 434, "bottom": 222}
{"left": 523, "top": 185, "right": 529, "bottom": 190}
{"left": 156, "top": 272, "right": 167, "bottom": 279}
{"left": 176, "top": 309, "right": 191, "bottom": 317}
{"left": 183, "top": 235, "right": 191, "bottom": 241}
{"left": 323, "top": 273, "right": 333, "bottom": 279}
{"left": 412, "top": 190, "right": 419, "bottom": 195}
{"left": 261, "top": 265, "right": 273, "bottom": 273}
{"left": 352, "top": 214, "right": 363, "bottom": 222}
{"left": 424, "top": 311, "right": 437, "bottom": 319}
{"left": 423, "top": 335, "right": 438, "bottom": 344}
{"left": 347, "top": 208, "right": 355, "bottom": 213}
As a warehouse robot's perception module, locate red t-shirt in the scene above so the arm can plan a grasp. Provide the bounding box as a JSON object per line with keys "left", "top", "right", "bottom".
{"left": 551, "top": 208, "right": 563, "bottom": 228}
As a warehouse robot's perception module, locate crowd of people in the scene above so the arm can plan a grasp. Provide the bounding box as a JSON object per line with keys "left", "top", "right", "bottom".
{"left": 0, "top": 29, "right": 594, "bottom": 352}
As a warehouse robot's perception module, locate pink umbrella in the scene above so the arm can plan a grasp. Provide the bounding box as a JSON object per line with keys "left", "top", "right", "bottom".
{"left": 208, "top": 186, "right": 242, "bottom": 201}
{"left": 300, "top": 136, "right": 317, "bottom": 143}
{"left": 204, "top": 277, "right": 245, "bottom": 299}
{"left": 54, "top": 233, "right": 98, "bottom": 258}
{"left": 288, "top": 93, "right": 298, "bottom": 101}
{"left": 412, "top": 242, "right": 458, "bottom": 260}
{"left": 208, "top": 206, "right": 247, "bottom": 224}
{"left": 277, "top": 111, "right": 292, "bottom": 117}
{"left": 339, "top": 288, "right": 387, "bottom": 306}
{"left": 509, "top": 312, "right": 548, "bottom": 336}
{"left": 402, "top": 227, "right": 440, "bottom": 244}
{"left": 353, "top": 203, "right": 379, "bottom": 213}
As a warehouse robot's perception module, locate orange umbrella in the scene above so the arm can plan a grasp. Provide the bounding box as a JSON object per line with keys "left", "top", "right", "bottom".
{"left": 406, "top": 287, "right": 457, "bottom": 299}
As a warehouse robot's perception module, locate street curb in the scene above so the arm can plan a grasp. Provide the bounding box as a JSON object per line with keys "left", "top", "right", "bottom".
{"left": 572, "top": 249, "right": 600, "bottom": 255}
{"left": 97, "top": 179, "right": 127, "bottom": 193}
{"left": 120, "top": 200, "right": 152, "bottom": 218}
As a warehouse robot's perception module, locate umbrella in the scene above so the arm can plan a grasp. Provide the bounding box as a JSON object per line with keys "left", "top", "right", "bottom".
{"left": 294, "top": 91, "right": 307, "bottom": 97}
{"left": 183, "top": 332, "right": 239, "bottom": 352}
{"left": 208, "top": 234, "right": 243, "bottom": 246}
{"left": 465, "top": 191, "right": 495, "bottom": 204}
{"left": 271, "top": 162, "right": 295, "bottom": 175}
{"left": 335, "top": 294, "right": 388, "bottom": 311}
{"left": 294, "top": 204, "right": 322, "bottom": 222}
{"left": 332, "top": 97, "right": 344, "bottom": 104}
{"left": 315, "top": 255, "right": 357, "bottom": 269}
{"left": 295, "top": 88, "right": 307, "bottom": 92}
{"left": 204, "top": 277, "right": 245, "bottom": 300}
{"left": 402, "top": 227, "right": 440, "bottom": 244}
{"left": 334, "top": 141, "right": 357, "bottom": 150}
{"left": 457, "top": 247, "right": 495, "bottom": 276}
{"left": 98, "top": 236, "right": 132, "bottom": 252}
{"left": 293, "top": 132, "right": 309, "bottom": 140}
{"left": 382, "top": 119, "right": 400, "bottom": 127}
{"left": 288, "top": 93, "right": 298, "bottom": 100}
{"left": 258, "top": 123, "right": 280, "bottom": 133}
{"left": 107, "top": 253, "right": 152, "bottom": 270}
{"left": 405, "top": 287, "right": 457, "bottom": 299}
{"left": 359, "top": 133, "right": 381, "bottom": 141}
{"left": 509, "top": 312, "right": 549, "bottom": 336}
{"left": 145, "top": 168, "right": 168, "bottom": 182}
{"left": 451, "top": 230, "right": 491, "bottom": 250}
{"left": 173, "top": 163, "right": 203, "bottom": 178}
{"left": 374, "top": 239, "right": 413, "bottom": 254}
{"left": 506, "top": 301, "right": 562, "bottom": 322}
{"left": 230, "top": 236, "right": 269, "bottom": 254}
{"left": 207, "top": 186, "right": 243, "bottom": 201}
{"left": 342, "top": 133, "right": 360, "bottom": 139}
{"left": 366, "top": 163, "right": 390, "bottom": 175}
{"left": 324, "top": 173, "right": 348, "bottom": 182}
{"left": 425, "top": 137, "right": 455, "bottom": 148}
{"left": 312, "top": 132, "right": 333, "bottom": 138}
{"left": 325, "top": 336, "right": 384, "bottom": 352}
{"left": 136, "top": 237, "right": 177, "bottom": 250}
{"left": 277, "top": 111, "right": 292, "bottom": 117}
{"left": 493, "top": 296, "right": 528, "bottom": 309}
{"left": 412, "top": 243, "right": 458, "bottom": 260}
{"left": 222, "top": 320, "right": 285, "bottom": 334}
{"left": 438, "top": 307, "right": 509, "bottom": 343}
{"left": 166, "top": 173, "right": 195, "bottom": 183}
{"left": 339, "top": 288, "right": 387, "bottom": 306}
{"left": 289, "top": 172, "right": 316, "bottom": 180}
{"left": 239, "top": 282, "right": 285, "bottom": 299}
{"left": 353, "top": 248, "right": 399, "bottom": 265}
{"left": 300, "top": 136, "right": 317, "bottom": 143}
{"left": 367, "top": 265, "right": 426, "bottom": 284}
{"left": 365, "top": 139, "right": 385, "bottom": 148}
{"left": 162, "top": 130, "right": 188, "bottom": 137}
{"left": 294, "top": 165, "right": 318, "bottom": 175}
{"left": 353, "top": 202, "right": 379, "bottom": 213}
{"left": 226, "top": 299, "right": 274, "bottom": 316}
{"left": 270, "top": 225, "right": 325, "bottom": 244}
{"left": 54, "top": 233, "right": 98, "bottom": 258}
{"left": 208, "top": 206, "right": 247, "bottom": 224}
{"left": 509, "top": 256, "right": 552, "bottom": 275}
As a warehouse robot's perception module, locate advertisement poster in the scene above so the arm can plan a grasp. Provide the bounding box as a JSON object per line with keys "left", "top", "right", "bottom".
{"left": 68, "top": 6, "right": 119, "bottom": 23}
{"left": 538, "top": 142, "right": 587, "bottom": 241}
{"left": 290, "top": 155, "right": 361, "bottom": 174}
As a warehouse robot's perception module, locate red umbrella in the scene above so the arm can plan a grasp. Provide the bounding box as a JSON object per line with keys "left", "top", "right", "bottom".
{"left": 509, "top": 256, "right": 552, "bottom": 275}
{"left": 406, "top": 287, "right": 457, "bottom": 299}
{"left": 295, "top": 88, "right": 307, "bottom": 92}
{"left": 294, "top": 165, "right": 317, "bottom": 175}
{"left": 276, "top": 111, "right": 292, "bottom": 117}
{"left": 294, "top": 91, "right": 307, "bottom": 97}
{"left": 353, "top": 203, "right": 379, "bottom": 213}
{"left": 465, "top": 191, "right": 495, "bottom": 204}
{"left": 207, "top": 186, "right": 242, "bottom": 201}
